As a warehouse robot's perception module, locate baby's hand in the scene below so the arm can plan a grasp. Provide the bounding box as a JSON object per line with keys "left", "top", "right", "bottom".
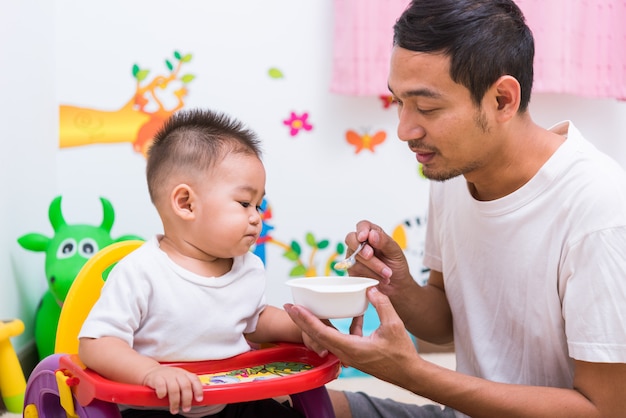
{"left": 142, "top": 365, "right": 204, "bottom": 414}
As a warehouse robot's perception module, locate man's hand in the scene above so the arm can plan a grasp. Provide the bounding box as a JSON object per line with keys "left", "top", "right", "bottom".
{"left": 346, "top": 220, "right": 414, "bottom": 292}
{"left": 285, "top": 286, "right": 421, "bottom": 386}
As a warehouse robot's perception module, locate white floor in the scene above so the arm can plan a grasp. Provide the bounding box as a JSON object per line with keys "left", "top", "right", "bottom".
{"left": 2, "top": 353, "right": 455, "bottom": 417}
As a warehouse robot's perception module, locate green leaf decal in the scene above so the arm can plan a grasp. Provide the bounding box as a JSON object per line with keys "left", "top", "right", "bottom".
{"left": 181, "top": 74, "right": 195, "bottom": 84}
{"left": 284, "top": 250, "right": 299, "bottom": 261}
{"left": 181, "top": 54, "right": 193, "bottom": 63}
{"left": 132, "top": 64, "right": 140, "bottom": 77}
{"left": 290, "top": 241, "right": 302, "bottom": 255}
{"left": 290, "top": 265, "right": 307, "bottom": 277}
{"left": 136, "top": 69, "right": 150, "bottom": 82}
{"left": 317, "top": 240, "right": 329, "bottom": 249}
{"left": 165, "top": 59, "right": 174, "bottom": 71}
{"left": 305, "top": 232, "right": 316, "bottom": 247}
{"left": 174, "top": 50, "right": 182, "bottom": 60}
{"left": 268, "top": 67, "right": 284, "bottom": 79}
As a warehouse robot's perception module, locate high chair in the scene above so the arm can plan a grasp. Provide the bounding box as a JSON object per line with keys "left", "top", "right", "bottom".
{"left": 23, "top": 240, "right": 340, "bottom": 417}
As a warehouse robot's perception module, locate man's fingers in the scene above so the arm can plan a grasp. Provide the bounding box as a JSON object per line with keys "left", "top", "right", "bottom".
{"left": 349, "top": 314, "right": 364, "bottom": 337}
{"left": 367, "top": 287, "right": 398, "bottom": 324}
{"left": 284, "top": 304, "right": 322, "bottom": 331}
{"left": 284, "top": 304, "right": 339, "bottom": 345}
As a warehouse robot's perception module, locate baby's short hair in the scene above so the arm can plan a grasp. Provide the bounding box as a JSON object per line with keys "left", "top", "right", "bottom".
{"left": 146, "top": 108, "right": 261, "bottom": 204}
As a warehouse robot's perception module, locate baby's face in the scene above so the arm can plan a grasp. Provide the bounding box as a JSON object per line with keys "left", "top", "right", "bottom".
{"left": 190, "top": 153, "right": 266, "bottom": 259}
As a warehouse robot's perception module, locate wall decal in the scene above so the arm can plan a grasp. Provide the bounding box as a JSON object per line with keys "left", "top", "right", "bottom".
{"left": 252, "top": 198, "right": 274, "bottom": 264}
{"left": 345, "top": 129, "right": 386, "bottom": 154}
{"left": 392, "top": 215, "right": 429, "bottom": 286}
{"left": 268, "top": 67, "right": 285, "bottom": 79}
{"left": 283, "top": 111, "right": 313, "bottom": 137}
{"left": 270, "top": 232, "right": 347, "bottom": 277}
{"left": 379, "top": 95, "right": 397, "bottom": 109}
{"left": 252, "top": 198, "right": 347, "bottom": 277}
{"left": 59, "top": 50, "right": 195, "bottom": 156}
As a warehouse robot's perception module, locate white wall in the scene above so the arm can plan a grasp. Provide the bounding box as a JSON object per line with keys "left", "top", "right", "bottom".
{"left": 2, "top": 0, "right": 626, "bottom": 360}
{"left": 1, "top": 0, "right": 57, "bottom": 352}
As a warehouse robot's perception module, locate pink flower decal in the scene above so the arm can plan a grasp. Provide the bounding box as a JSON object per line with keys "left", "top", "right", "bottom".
{"left": 283, "top": 112, "right": 313, "bottom": 137}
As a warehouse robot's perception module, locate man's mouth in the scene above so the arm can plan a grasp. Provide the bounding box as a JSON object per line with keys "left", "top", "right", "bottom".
{"left": 415, "top": 151, "right": 435, "bottom": 164}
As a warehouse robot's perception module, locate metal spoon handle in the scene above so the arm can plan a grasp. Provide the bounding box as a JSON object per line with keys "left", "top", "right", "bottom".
{"left": 335, "top": 241, "right": 366, "bottom": 270}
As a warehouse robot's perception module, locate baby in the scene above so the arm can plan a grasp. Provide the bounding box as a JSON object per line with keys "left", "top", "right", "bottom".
{"left": 79, "top": 108, "right": 316, "bottom": 417}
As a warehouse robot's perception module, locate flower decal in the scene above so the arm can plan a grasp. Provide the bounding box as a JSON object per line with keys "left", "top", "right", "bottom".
{"left": 283, "top": 112, "right": 313, "bottom": 137}
{"left": 379, "top": 95, "right": 397, "bottom": 109}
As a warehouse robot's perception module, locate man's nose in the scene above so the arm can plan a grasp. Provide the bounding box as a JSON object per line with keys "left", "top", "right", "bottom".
{"left": 397, "top": 110, "right": 426, "bottom": 142}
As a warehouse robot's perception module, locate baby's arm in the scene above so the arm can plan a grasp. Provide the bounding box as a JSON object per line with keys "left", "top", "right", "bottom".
{"left": 79, "top": 336, "right": 203, "bottom": 414}
{"left": 245, "top": 305, "right": 328, "bottom": 356}
{"left": 245, "top": 305, "right": 303, "bottom": 343}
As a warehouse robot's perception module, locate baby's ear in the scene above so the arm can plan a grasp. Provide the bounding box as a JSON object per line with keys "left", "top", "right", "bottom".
{"left": 171, "top": 184, "right": 195, "bottom": 220}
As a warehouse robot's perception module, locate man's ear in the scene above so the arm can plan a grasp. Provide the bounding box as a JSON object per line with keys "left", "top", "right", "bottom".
{"left": 491, "top": 75, "right": 521, "bottom": 122}
{"left": 171, "top": 184, "right": 195, "bottom": 220}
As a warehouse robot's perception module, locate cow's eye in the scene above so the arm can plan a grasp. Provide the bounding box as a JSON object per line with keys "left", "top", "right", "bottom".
{"left": 78, "top": 238, "right": 99, "bottom": 258}
{"left": 56, "top": 238, "right": 77, "bottom": 259}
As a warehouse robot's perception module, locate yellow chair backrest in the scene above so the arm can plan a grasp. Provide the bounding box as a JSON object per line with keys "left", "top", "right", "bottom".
{"left": 54, "top": 240, "right": 143, "bottom": 354}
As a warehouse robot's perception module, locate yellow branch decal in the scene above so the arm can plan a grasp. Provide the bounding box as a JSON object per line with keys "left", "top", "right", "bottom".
{"left": 59, "top": 50, "right": 195, "bottom": 157}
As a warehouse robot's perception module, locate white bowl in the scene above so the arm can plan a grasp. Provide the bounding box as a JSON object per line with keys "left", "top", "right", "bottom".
{"left": 286, "top": 276, "right": 378, "bottom": 319}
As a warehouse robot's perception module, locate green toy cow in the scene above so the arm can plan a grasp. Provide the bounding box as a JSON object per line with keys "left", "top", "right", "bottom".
{"left": 17, "top": 196, "right": 143, "bottom": 359}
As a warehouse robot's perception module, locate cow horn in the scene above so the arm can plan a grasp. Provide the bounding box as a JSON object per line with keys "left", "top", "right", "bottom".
{"left": 99, "top": 197, "right": 115, "bottom": 232}
{"left": 48, "top": 196, "right": 67, "bottom": 231}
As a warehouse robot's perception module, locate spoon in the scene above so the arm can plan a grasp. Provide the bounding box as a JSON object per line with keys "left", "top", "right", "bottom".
{"left": 334, "top": 241, "right": 366, "bottom": 270}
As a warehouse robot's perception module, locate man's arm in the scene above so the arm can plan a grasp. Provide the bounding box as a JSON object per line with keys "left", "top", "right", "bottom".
{"left": 285, "top": 288, "right": 625, "bottom": 417}
{"left": 401, "top": 357, "right": 624, "bottom": 417}
{"left": 389, "top": 270, "right": 453, "bottom": 344}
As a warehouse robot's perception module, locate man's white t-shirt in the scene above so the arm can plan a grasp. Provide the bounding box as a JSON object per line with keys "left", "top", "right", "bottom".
{"left": 424, "top": 122, "right": 626, "bottom": 398}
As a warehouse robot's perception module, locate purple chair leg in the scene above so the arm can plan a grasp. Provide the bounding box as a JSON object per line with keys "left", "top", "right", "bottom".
{"left": 23, "top": 354, "right": 121, "bottom": 418}
{"left": 291, "top": 386, "right": 336, "bottom": 418}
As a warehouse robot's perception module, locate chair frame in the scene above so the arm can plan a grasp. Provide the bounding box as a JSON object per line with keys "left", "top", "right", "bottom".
{"left": 23, "top": 240, "right": 340, "bottom": 417}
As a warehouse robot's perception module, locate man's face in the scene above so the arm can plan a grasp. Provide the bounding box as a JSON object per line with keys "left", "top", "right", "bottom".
{"left": 388, "top": 47, "right": 496, "bottom": 183}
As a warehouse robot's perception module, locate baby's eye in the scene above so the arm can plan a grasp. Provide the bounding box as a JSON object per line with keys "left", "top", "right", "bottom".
{"left": 255, "top": 205, "right": 262, "bottom": 212}
{"left": 240, "top": 202, "right": 251, "bottom": 208}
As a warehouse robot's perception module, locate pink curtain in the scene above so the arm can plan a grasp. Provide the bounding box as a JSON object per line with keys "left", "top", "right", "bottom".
{"left": 516, "top": 0, "right": 626, "bottom": 100}
{"left": 330, "top": 0, "right": 410, "bottom": 95}
{"left": 331, "top": 0, "right": 626, "bottom": 100}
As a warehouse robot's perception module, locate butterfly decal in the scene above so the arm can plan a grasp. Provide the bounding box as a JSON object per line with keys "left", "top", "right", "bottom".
{"left": 345, "top": 130, "right": 387, "bottom": 154}
{"left": 379, "top": 95, "right": 397, "bottom": 109}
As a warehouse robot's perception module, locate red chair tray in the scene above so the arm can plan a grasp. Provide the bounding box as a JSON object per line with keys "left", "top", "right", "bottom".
{"left": 58, "top": 343, "right": 341, "bottom": 407}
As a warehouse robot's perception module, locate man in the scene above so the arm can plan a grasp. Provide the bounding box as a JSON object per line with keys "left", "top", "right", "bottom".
{"left": 285, "top": 0, "right": 626, "bottom": 417}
